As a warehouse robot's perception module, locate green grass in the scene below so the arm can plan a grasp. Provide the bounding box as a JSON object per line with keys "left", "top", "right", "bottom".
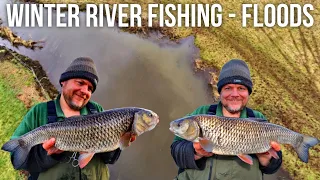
{"left": 0, "top": 75, "right": 28, "bottom": 179}
{"left": 0, "top": 48, "right": 50, "bottom": 179}
{"left": 7, "top": 0, "right": 320, "bottom": 179}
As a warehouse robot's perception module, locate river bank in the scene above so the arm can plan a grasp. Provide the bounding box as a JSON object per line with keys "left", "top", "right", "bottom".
{"left": 0, "top": 45, "right": 56, "bottom": 179}
{"left": 1, "top": 0, "right": 319, "bottom": 179}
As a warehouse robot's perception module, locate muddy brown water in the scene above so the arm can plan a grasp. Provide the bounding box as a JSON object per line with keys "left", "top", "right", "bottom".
{"left": 0, "top": 1, "right": 292, "bottom": 180}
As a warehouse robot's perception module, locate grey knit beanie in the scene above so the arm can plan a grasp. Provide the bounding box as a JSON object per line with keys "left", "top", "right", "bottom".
{"left": 59, "top": 57, "right": 99, "bottom": 92}
{"left": 217, "top": 59, "right": 253, "bottom": 94}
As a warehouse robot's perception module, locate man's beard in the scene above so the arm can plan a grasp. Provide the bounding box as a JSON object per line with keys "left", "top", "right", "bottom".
{"left": 63, "top": 92, "right": 85, "bottom": 111}
{"left": 222, "top": 103, "right": 245, "bottom": 114}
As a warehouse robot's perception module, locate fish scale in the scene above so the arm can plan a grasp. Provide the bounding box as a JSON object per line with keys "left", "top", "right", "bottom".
{"left": 2, "top": 107, "right": 159, "bottom": 169}
{"left": 170, "top": 114, "right": 319, "bottom": 163}
{"left": 41, "top": 108, "right": 138, "bottom": 152}
{"left": 196, "top": 115, "right": 301, "bottom": 154}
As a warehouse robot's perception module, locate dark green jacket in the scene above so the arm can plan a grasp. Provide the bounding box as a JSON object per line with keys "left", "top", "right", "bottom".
{"left": 11, "top": 94, "right": 121, "bottom": 180}
{"left": 171, "top": 102, "right": 282, "bottom": 180}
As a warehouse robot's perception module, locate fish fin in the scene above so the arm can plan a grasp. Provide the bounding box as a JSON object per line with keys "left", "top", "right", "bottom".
{"left": 193, "top": 137, "right": 200, "bottom": 143}
{"left": 78, "top": 152, "right": 95, "bottom": 169}
{"left": 295, "top": 135, "right": 319, "bottom": 163}
{"left": 130, "top": 135, "right": 136, "bottom": 142}
{"left": 237, "top": 154, "right": 253, "bottom": 165}
{"left": 198, "top": 137, "right": 214, "bottom": 152}
{"left": 2, "top": 138, "right": 31, "bottom": 168}
{"left": 119, "top": 132, "right": 132, "bottom": 150}
{"left": 268, "top": 148, "right": 279, "bottom": 159}
{"left": 247, "top": 118, "right": 268, "bottom": 123}
{"left": 2, "top": 138, "right": 20, "bottom": 152}
{"left": 47, "top": 147, "right": 58, "bottom": 155}
{"left": 270, "top": 141, "right": 281, "bottom": 151}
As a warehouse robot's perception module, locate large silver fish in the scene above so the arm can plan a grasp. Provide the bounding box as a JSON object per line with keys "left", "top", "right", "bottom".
{"left": 2, "top": 107, "right": 159, "bottom": 168}
{"left": 170, "top": 115, "right": 319, "bottom": 164}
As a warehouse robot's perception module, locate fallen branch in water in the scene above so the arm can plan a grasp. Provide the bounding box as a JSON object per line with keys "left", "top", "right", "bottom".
{"left": 0, "top": 19, "right": 44, "bottom": 49}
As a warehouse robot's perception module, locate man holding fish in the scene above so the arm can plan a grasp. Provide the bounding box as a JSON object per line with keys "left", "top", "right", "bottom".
{"left": 171, "top": 59, "right": 285, "bottom": 180}
{"left": 170, "top": 59, "right": 319, "bottom": 180}
{"left": 2, "top": 57, "right": 160, "bottom": 180}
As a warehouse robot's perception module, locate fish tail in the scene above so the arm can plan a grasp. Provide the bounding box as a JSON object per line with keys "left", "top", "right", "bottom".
{"left": 2, "top": 138, "right": 20, "bottom": 152}
{"left": 295, "top": 135, "right": 319, "bottom": 163}
{"left": 2, "top": 138, "right": 32, "bottom": 168}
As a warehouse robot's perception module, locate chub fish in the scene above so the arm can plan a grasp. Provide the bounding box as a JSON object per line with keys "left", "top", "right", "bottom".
{"left": 170, "top": 115, "right": 319, "bottom": 165}
{"left": 2, "top": 107, "right": 159, "bottom": 168}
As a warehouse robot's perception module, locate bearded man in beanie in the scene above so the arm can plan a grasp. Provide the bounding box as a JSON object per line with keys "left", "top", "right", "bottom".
{"left": 9, "top": 57, "right": 127, "bottom": 180}
{"left": 171, "top": 59, "right": 282, "bottom": 180}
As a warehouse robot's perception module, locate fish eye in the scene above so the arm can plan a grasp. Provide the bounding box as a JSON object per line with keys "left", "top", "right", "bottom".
{"left": 148, "top": 112, "right": 153, "bottom": 117}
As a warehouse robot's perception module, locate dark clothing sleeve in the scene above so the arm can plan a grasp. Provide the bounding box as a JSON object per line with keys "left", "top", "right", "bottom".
{"left": 171, "top": 140, "right": 207, "bottom": 170}
{"left": 99, "top": 148, "right": 122, "bottom": 164}
{"left": 13, "top": 145, "right": 121, "bottom": 173}
{"left": 259, "top": 150, "right": 283, "bottom": 174}
{"left": 12, "top": 144, "right": 69, "bottom": 173}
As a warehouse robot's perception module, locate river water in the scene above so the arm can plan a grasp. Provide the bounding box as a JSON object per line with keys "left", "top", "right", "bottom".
{"left": 0, "top": 1, "right": 291, "bottom": 180}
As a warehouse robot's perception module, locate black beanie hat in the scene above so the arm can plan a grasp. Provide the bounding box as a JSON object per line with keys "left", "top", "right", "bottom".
{"left": 217, "top": 59, "right": 253, "bottom": 94}
{"left": 59, "top": 57, "right": 99, "bottom": 92}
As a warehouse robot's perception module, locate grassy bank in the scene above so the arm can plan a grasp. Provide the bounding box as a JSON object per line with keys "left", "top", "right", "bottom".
{"left": 0, "top": 73, "right": 26, "bottom": 180}
{"left": 3, "top": 0, "right": 320, "bottom": 179}
{"left": 0, "top": 47, "right": 53, "bottom": 179}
